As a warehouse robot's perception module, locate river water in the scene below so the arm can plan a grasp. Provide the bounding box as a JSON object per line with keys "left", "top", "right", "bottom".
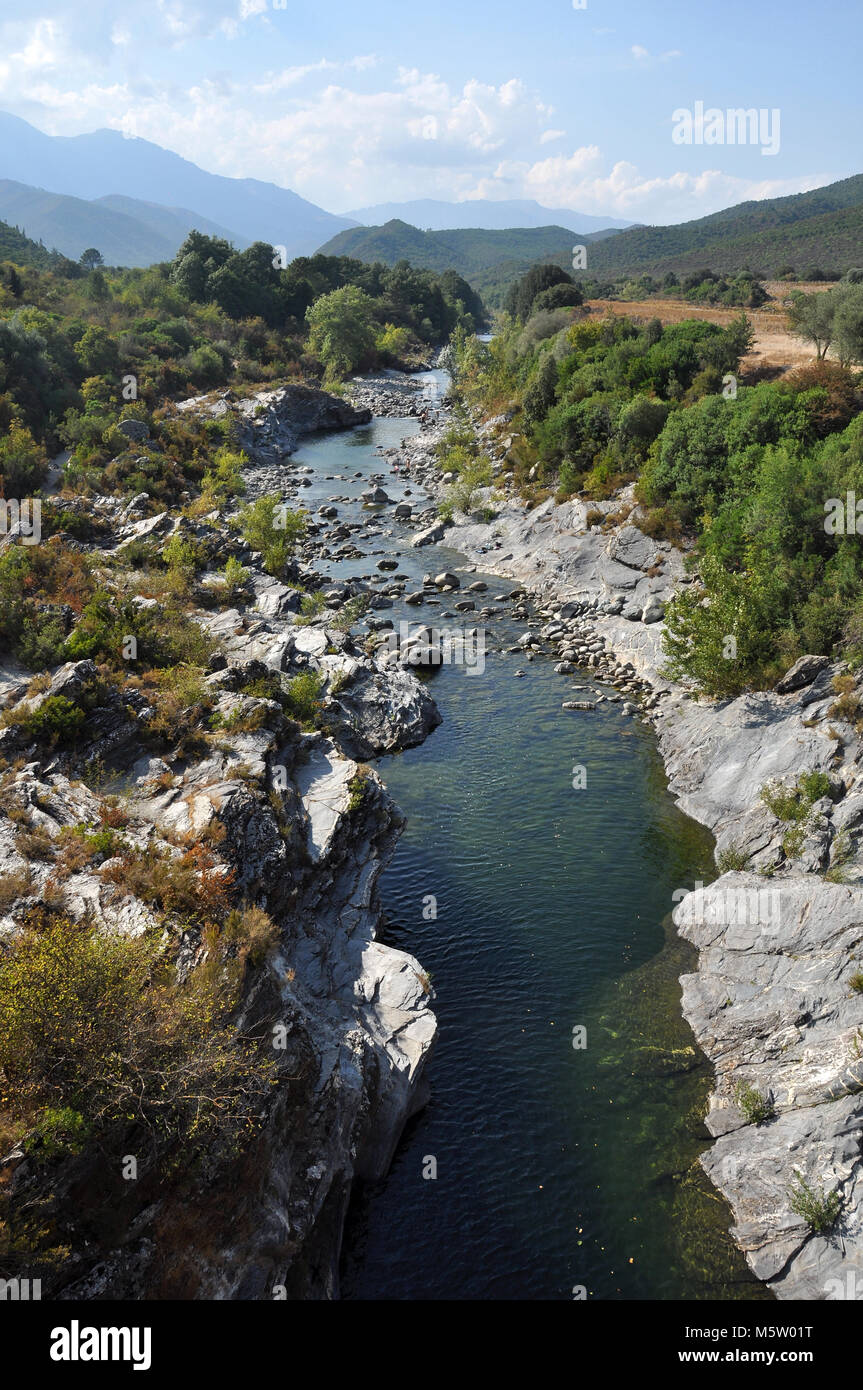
{"left": 290, "top": 372, "right": 767, "bottom": 1301}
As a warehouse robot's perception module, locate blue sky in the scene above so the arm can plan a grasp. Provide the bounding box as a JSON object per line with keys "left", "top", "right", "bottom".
{"left": 0, "top": 0, "right": 858, "bottom": 222}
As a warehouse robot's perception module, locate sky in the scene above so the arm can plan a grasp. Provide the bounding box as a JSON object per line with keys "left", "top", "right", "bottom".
{"left": 0, "top": 0, "right": 858, "bottom": 223}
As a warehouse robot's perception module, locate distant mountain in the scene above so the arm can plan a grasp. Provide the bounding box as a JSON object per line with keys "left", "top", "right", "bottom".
{"left": 0, "top": 181, "right": 245, "bottom": 268}
{"left": 567, "top": 173, "right": 863, "bottom": 279}
{"left": 316, "top": 218, "right": 603, "bottom": 276}
{"left": 0, "top": 111, "right": 356, "bottom": 260}
{"left": 96, "top": 195, "right": 249, "bottom": 256}
{"left": 344, "top": 197, "right": 632, "bottom": 235}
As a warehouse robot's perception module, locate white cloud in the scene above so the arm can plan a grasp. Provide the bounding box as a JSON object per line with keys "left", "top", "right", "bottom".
{"left": 471, "top": 147, "right": 830, "bottom": 221}
{"left": 0, "top": 15, "right": 830, "bottom": 224}
{"left": 630, "top": 44, "right": 682, "bottom": 64}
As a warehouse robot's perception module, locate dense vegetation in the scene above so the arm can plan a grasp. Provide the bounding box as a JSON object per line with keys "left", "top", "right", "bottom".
{"left": 449, "top": 268, "right": 863, "bottom": 696}
{"left": 0, "top": 229, "right": 484, "bottom": 469}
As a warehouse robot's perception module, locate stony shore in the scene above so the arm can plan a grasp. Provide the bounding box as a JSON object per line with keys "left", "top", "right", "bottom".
{"left": 0, "top": 382, "right": 440, "bottom": 1299}
{"left": 368, "top": 377, "right": 863, "bottom": 1300}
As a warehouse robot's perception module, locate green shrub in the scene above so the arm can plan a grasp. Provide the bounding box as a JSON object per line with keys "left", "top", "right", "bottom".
{"left": 347, "top": 770, "right": 371, "bottom": 812}
{"left": 788, "top": 1171, "right": 842, "bottom": 1233}
{"left": 734, "top": 1081, "right": 774, "bottom": 1125}
{"left": 296, "top": 590, "right": 327, "bottom": 624}
{"left": 330, "top": 593, "right": 370, "bottom": 632}
{"left": 283, "top": 670, "right": 324, "bottom": 727}
{"left": 220, "top": 555, "right": 249, "bottom": 601}
{"left": 716, "top": 845, "right": 750, "bottom": 872}
{"left": 0, "top": 914, "right": 274, "bottom": 1155}
{"left": 239, "top": 495, "right": 306, "bottom": 577}
{"left": 26, "top": 1106, "right": 91, "bottom": 1160}
{"left": 4, "top": 695, "right": 86, "bottom": 746}
{"left": 761, "top": 772, "right": 830, "bottom": 823}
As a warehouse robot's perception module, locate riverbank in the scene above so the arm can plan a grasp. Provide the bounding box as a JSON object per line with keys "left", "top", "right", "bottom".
{"left": 0, "top": 382, "right": 441, "bottom": 1299}
{"left": 377, "top": 378, "right": 863, "bottom": 1300}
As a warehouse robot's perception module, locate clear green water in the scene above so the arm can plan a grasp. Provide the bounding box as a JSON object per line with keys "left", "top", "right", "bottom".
{"left": 288, "top": 381, "right": 768, "bottom": 1301}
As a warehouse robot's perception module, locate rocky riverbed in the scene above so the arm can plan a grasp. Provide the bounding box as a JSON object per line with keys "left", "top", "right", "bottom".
{"left": 367, "top": 386, "right": 863, "bottom": 1300}
{"left": 7, "top": 366, "right": 861, "bottom": 1301}
{"left": 0, "top": 382, "right": 441, "bottom": 1299}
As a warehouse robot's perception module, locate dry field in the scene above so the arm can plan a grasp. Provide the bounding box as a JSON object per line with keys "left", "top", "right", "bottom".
{"left": 585, "top": 282, "right": 834, "bottom": 378}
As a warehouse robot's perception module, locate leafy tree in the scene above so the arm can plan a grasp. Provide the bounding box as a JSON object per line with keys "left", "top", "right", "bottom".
{"left": 73, "top": 324, "right": 119, "bottom": 378}
{"left": 79, "top": 248, "right": 104, "bottom": 272}
{"left": 305, "top": 285, "right": 377, "bottom": 381}
{"left": 662, "top": 555, "right": 782, "bottom": 695}
{"left": 788, "top": 288, "right": 838, "bottom": 359}
{"left": 0, "top": 421, "right": 49, "bottom": 496}
{"left": 504, "top": 264, "right": 575, "bottom": 322}
{"left": 239, "top": 494, "right": 306, "bottom": 576}
{"left": 833, "top": 284, "right": 863, "bottom": 365}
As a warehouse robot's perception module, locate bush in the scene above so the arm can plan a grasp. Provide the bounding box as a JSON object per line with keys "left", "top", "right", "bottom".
{"left": 716, "top": 845, "right": 750, "bottom": 872}
{"left": 239, "top": 495, "right": 306, "bottom": 577}
{"left": 0, "top": 914, "right": 275, "bottom": 1154}
{"left": 734, "top": 1081, "right": 774, "bottom": 1124}
{"left": 102, "top": 840, "right": 233, "bottom": 926}
{"left": 283, "top": 670, "right": 324, "bottom": 727}
{"left": 788, "top": 1171, "right": 842, "bottom": 1233}
{"left": 27, "top": 1106, "right": 90, "bottom": 1160}
{"left": 761, "top": 772, "right": 830, "bottom": 822}
{"left": 296, "top": 590, "right": 327, "bottom": 624}
{"left": 3, "top": 695, "right": 86, "bottom": 746}
{"left": 661, "top": 557, "right": 780, "bottom": 697}
{"left": 220, "top": 555, "right": 250, "bottom": 601}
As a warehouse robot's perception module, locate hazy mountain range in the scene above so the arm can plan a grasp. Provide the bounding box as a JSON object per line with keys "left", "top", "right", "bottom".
{"left": 0, "top": 111, "right": 860, "bottom": 290}
{"left": 343, "top": 198, "right": 633, "bottom": 234}
{"left": 0, "top": 112, "right": 630, "bottom": 267}
{"left": 0, "top": 111, "right": 356, "bottom": 264}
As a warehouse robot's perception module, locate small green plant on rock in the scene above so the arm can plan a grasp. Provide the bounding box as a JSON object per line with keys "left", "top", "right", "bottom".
{"left": 716, "top": 845, "right": 750, "bottom": 872}
{"left": 788, "top": 1170, "right": 842, "bottom": 1233}
{"left": 296, "top": 591, "right": 327, "bottom": 625}
{"left": 347, "top": 770, "right": 371, "bottom": 813}
{"left": 734, "top": 1081, "right": 775, "bottom": 1124}
{"left": 283, "top": 671, "right": 324, "bottom": 728}
{"left": 25, "top": 1106, "right": 91, "bottom": 1161}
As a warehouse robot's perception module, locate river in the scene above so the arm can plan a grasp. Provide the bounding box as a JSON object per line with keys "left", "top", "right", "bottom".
{"left": 288, "top": 370, "right": 768, "bottom": 1301}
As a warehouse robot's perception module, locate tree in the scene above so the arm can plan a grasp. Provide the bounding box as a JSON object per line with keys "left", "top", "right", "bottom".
{"left": 79, "top": 248, "right": 104, "bottom": 272}
{"left": 305, "top": 285, "right": 377, "bottom": 382}
{"left": 531, "top": 283, "right": 584, "bottom": 314}
{"left": 505, "top": 264, "right": 575, "bottom": 322}
{"left": 661, "top": 554, "right": 780, "bottom": 696}
{"left": 239, "top": 494, "right": 306, "bottom": 576}
{"left": 788, "top": 288, "right": 838, "bottom": 359}
{"left": 0, "top": 421, "right": 49, "bottom": 496}
{"left": 833, "top": 285, "right": 863, "bottom": 366}
{"left": 523, "top": 352, "right": 559, "bottom": 424}
{"left": 73, "top": 325, "right": 119, "bottom": 379}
